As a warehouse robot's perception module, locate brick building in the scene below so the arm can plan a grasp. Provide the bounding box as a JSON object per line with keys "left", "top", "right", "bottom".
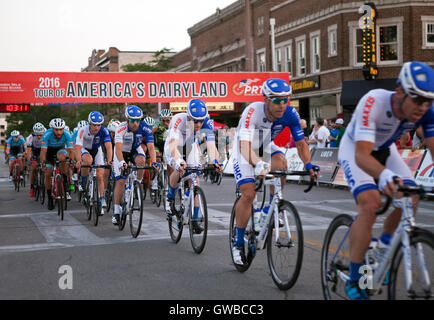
{"left": 82, "top": 47, "right": 176, "bottom": 72}
{"left": 170, "top": 0, "right": 434, "bottom": 125}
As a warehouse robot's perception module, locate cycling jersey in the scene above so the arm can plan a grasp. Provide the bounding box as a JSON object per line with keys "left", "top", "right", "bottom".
{"left": 344, "top": 89, "right": 434, "bottom": 150}
{"left": 41, "top": 129, "right": 74, "bottom": 149}
{"left": 7, "top": 136, "right": 26, "bottom": 148}
{"left": 153, "top": 122, "right": 168, "bottom": 152}
{"left": 338, "top": 89, "right": 434, "bottom": 199}
{"left": 71, "top": 130, "right": 79, "bottom": 145}
{"left": 26, "top": 134, "right": 44, "bottom": 159}
{"left": 76, "top": 125, "right": 111, "bottom": 150}
{"left": 164, "top": 113, "right": 215, "bottom": 167}
{"left": 114, "top": 121, "right": 154, "bottom": 153}
{"left": 232, "top": 102, "right": 305, "bottom": 186}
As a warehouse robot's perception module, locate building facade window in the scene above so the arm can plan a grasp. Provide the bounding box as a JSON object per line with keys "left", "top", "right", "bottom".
{"left": 349, "top": 17, "right": 403, "bottom": 67}
{"left": 257, "top": 49, "right": 266, "bottom": 72}
{"left": 296, "top": 36, "right": 306, "bottom": 76}
{"left": 285, "top": 45, "right": 292, "bottom": 76}
{"left": 276, "top": 48, "right": 282, "bottom": 71}
{"left": 257, "top": 16, "right": 265, "bottom": 36}
{"left": 328, "top": 25, "right": 338, "bottom": 57}
{"left": 422, "top": 16, "right": 434, "bottom": 48}
{"left": 310, "top": 31, "right": 321, "bottom": 73}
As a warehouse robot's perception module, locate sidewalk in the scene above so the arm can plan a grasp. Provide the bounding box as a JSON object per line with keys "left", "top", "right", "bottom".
{"left": 0, "top": 153, "right": 9, "bottom": 178}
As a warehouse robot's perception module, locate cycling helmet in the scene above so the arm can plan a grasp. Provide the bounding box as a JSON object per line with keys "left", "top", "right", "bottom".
{"left": 143, "top": 116, "right": 156, "bottom": 127}
{"left": 107, "top": 120, "right": 121, "bottom": 133}
{"left": 33, "top": 122, "right": 46, "bottom": 134}
{"left": 73, "top": 127, "right": 78, "bottom": 133}
{"left": 397, "top": 62, "right": 434, "bottom": 99}
{"left": 262, "top": 78, "right": 292, "bottom": 98}
{"left": 88, "top": 111, "right": 104, "bottom": 125}
{"left": 159, "top": 109, "right": 172, "bottom": 118}
{"left": 77, "top": 120, "right": 88, "bottom": 129}
{"left": 11, "top": 130, "right": 20, "bottom": 137}
{"left": 125, "top": 105, "right": 143, "bottom": 120}
{"left": 186, "top": 99, "right": 208, "bottom": 121}
{"left": 108, "top": 118, "right": 120, "bottom": 125}
{"left": 49, "top": 118, "right": 65, "bottom": 129}
{"left": 64, "top": 126, "right": 70, "bottom": 133}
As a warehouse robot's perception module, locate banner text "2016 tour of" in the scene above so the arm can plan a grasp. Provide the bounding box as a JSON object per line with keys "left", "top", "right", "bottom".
{"left": 33, "top": 81, "right": 228, "bottom": 99}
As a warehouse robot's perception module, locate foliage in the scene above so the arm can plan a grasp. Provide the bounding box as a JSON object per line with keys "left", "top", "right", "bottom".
{"left": 121, "top": 48, "right": 174, "bottom": 72}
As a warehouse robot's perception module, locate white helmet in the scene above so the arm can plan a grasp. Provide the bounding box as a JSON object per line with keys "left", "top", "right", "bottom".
{"left": 397, "top": 61, "right": 434, "bottom": 100}
{"left": 77, "top": 120, "right": 88, "bottom": 129}
{"left": 107, "top": 120, "right": 121, "bottom": 133}
{"left": 49, "top": 118, "right": 65, "bottom": 129}
{"left": 33, "top": 122, "right": 46, "bottom": 134}
{"left": 143, "top": 116, "right": 156, "bottom": 127}
{"left": 11, "top": 130, "right": 20, "bottom": 137}
{"left": 64, "top": 125, "right": 70, "bottom": 133}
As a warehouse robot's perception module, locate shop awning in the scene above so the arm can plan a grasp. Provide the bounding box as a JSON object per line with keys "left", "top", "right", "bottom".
{"left": 213, "top": 121, "right": 226, "bottom": 130}
{"left": 340, "top": 78, "right": 397, "bottom": 107}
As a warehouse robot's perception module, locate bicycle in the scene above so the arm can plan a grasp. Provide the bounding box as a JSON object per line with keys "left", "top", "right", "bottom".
{"left": 153, "top": 157, "right": 168, "bottom": 208}
{"left": 11, "top": 157, "right": 22, "bottom": 192}
{"left": 321, "top": 179, "right": 434, "bottom": 300}
{"left": 80, "top": 164, "right": 111, "bottom": 226}
{"left": 117, "top": 165, "right": 154, "bottom": 238}
{"left": 105, "top": 167, "right": 115, "bottom": 214}
{"left": 33, "top": 159, "right": 44, "bottom": 203}
{"left": 229, "top": 169, "right": 317, "bottom": 290}
{"left": 167, "top": 166, "right": 214, "bottom": 254}
{"left": 48, "top": 160, "right": 71, "bottom": 220}
{"left": 235, "top": 177, "right": 267, "bottom": 210}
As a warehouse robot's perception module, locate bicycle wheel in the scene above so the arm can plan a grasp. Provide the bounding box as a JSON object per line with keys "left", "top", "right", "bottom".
{"left": 35, "top": 169, "right": 40, "bottom": 201}
{"left": 162, "top": 170, "right": 169, "bottom": 211}
{"left": 388, "top": 228, "right": 434, "bottom": 300}
{"left": 229, "top": 198, "right": 255, "bottom": 272}
{"left": 39, "top": 171, "right": 45, "bottom": 205}
{"left": 216, "top": 172, "right": 223, "bottom": 185}
{"left": 56, "top": 176, "right": 64, "bottom": 220}
{"left": 129, "top": 181, "right": 144, "bottom": 238}
{"left": 267, "top": 200, "right": 304, "bottom": 290}
{"left": 189, "top": 186, "right": 208, "bottom": 254}
{"left": 14, "top": 164, "right": 20, "bottom": 192}
{"left": 90, "top": 176, "right": 100, "bottom": 226}
{"left": 118, "top": 202, "right": 127, "bottom": 231}
{"left": 168, "top": 188, "right": 184, "bottom": 243}
{"left": 320, "top": 214, "right": 353, "bottom": 300}
{"left": 106, "top": 177, "right": 114, "bottom": 213}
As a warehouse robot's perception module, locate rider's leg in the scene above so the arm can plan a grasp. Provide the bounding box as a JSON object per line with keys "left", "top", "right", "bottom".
{"left": 80, "top": 152, "right": 92, "bottom": 186}
{"left": 134, "top": 154, "right": 146, "bottom": 181}
{"left": 234, "top": 182, "right": 256, "bottom": 247}
{"left": 269, "top": 152, "right": 287, "bottom": 203}
{"left": 349, "top": 189, "right": 382, "bottom": 283}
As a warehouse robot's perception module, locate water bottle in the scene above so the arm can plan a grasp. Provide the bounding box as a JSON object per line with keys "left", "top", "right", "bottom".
{"left": 258, "top": 206, "right": 270, "bottom": 231}
{"left": 253, "top": 208, "right": 261, "bottom": 231}
{"left": 366, "top": 237, "right": 379, "bottom": 268}
{"left": 182, "top": 189, "right": 190, "bottom": 213}
{"left": 375, "top": 234, "right": 391, "bottom": 264}
{"left": 125, "top": 183, "right": 132, "bottom": 205}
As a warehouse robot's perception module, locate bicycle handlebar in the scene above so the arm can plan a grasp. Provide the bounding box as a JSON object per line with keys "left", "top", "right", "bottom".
{"left": 376, "top": 177, "right": 434, "bottom": 215}
{"left": 258, "top": 168, "right": 319, "bottom": 193}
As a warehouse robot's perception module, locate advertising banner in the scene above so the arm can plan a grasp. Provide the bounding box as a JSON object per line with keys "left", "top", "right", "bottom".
{"left": 0, "top": 72, "right": 289, "bottom": 104}
{"left": 333, "top": 167, "right": 349, "bottom": 187}
{"left": 397, "top": 149, "right": 425, "bottom": 177}
{"left": 311, "top": 148, "right": 339, "bottom": 183}
{"left": 285, "top": 148, "right": 306, "bottom": 181}
{"left": 415, "top": 151, "right": 434, "bottom": 187}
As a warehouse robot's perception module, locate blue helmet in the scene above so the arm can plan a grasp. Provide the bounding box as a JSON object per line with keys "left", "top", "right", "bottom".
{"left": 262, "top": 78, "right": 292, "bottom": 98}
{"left": 88, "top": 111, "right": 104, "bottom": 125}
{"left": 397, "top": 62, "right": 434, "bottom": 100}
{"left": 125, "top": 105, "right": 143, "bottom": 120}
{"left": 186, "top": 99, "right": 208, "bottom": 121}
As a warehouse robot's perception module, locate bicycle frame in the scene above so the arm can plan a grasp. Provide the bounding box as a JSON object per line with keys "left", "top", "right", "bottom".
{"left": 179, "top": 171, "right": 200, "bottom": 225}
{"left": 333, "top": 196, "right": 431, "bottom": 296}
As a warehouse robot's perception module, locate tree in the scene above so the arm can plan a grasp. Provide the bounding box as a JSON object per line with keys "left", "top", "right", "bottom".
{"left": 121, "top": 48, "right": 174, "bottom": 72}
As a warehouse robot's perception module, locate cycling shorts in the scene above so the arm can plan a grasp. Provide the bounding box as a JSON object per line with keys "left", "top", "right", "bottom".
{"left": 81, "top": 147, "right": 104, "bottom": 166}
{"left": 113, "top": 145, "right": 145, "bottom": 179}
{"left": 338, "top": 134, "right": 415, "bottom": 200}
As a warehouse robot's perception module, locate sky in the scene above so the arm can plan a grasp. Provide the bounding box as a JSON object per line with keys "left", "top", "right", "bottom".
{"left": 0, "top": 0, "right": 236, "bottom": 72}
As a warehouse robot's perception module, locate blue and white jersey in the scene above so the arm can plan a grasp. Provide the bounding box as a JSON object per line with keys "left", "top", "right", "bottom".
{"left": 41, "top": 129, "right": 74, "bottom": 149}
{"left": 344, "top": 89, "right": 434, "bottom": 150}
{"left": 76, "top": 125, "right": 111, "bottom": 150}
{"left": 7, "top": 136, "right": 26, "bottom": 148}
{"left": 166, "top": 113, "right": 215, "bottom": 146}
{"left": 114, "top": 121, "right": 154, "bottom": 152}
{"left": 235, "top": 102, "right": 304, "bottom": 149}
{"left": 26, "top": 134, "right": 43, "bottom": 149}
{"left": 71, "top": 130, "right": 79, "bottom": 145}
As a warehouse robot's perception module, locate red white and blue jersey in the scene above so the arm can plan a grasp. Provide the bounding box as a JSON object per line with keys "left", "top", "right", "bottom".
{"left": 115, "top": 121, "right": 154, "bottom": 152}
{"left": 76, "top": 125, "right": 111, "bottom": 150}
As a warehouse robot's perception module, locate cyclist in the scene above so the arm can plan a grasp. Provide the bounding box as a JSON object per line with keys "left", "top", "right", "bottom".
{"left": 338, "top": 61, "right": 434, "bottom": 300}
{"left": 142, "top": 116, "right": 159, "bottom": 196}
{"left": 40, "top": 118, "right": 74, "bottom": 210}
{"left": 231, "top": 78, "right": 318, "bottom": 267}
{"left": 164, "top": 99, "right": 222, "bottom": 232}
{"left": 26, "top": 123, "right": 47, "bottom": 197}
{"left": 112, "top": 105, "right": 159, "bottom": 225}
{"left": 6, "top": 130, "right": 26, "bottom": 182}
{"left": 75, "top": 111, "right": 113, "bottom": 211}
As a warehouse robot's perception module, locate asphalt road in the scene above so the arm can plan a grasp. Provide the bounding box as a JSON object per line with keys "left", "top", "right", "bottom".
{"left": 0, "top": 157, "right": 433, "bottom": 301}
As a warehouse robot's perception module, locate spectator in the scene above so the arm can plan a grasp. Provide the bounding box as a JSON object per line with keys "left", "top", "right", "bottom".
{"left": 313, "top": 117, "right": 330, "bottom": 148}
{"left": 308, "top": 123, "right": 319, "bottom": 147}
{"left": 328, "top": 119, "right": 340, "bottom": 148}
{"left": 335, "top": 118, "right": 346, "bottom": 148}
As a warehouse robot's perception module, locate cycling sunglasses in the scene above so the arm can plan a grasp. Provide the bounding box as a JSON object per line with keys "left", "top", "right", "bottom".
{"left": 269, "top": 96, "right": 289, "bottom": 105}
{"left": 409, "top": 95, "right": 433, "bottom": 106}
{"left": 187, "top": 117, "right": 204, "bottom": 124}
{"left": 128, "top": 119, "right": 141, "bottom": 123}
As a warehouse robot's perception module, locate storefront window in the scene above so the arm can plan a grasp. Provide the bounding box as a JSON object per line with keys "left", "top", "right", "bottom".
{"left": 379, "top": 25, "right": 398, "bottom": 61}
